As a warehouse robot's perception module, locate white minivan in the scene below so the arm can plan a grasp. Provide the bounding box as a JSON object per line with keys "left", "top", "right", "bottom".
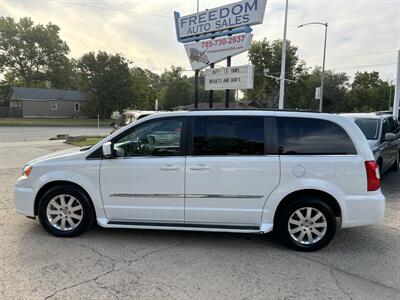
{"left": 14, "top": 110, "right": 385, "bottom": 251}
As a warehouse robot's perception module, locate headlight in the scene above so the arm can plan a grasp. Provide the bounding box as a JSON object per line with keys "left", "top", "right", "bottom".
{"left": 22, "top": 165, "right": 33, "bottom": 177}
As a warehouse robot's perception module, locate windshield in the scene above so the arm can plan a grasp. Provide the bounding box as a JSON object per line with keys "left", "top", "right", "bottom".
{"left": 354, "top": 118, "right": 380, "bottom": 140}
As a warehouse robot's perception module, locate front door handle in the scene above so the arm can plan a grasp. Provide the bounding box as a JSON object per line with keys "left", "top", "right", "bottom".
{"left": 161, "top": 165, "right": 180, "bottom": 171}
{"left": 189, "top": 164, "right": 210, "bottom": 171}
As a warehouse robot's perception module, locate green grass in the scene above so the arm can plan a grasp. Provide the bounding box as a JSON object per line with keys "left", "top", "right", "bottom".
{"left": 0, "top": 118, "right": 113, "bottom": 127}
{"left": 66, "top": 137, "right": 105, "bottom": 147}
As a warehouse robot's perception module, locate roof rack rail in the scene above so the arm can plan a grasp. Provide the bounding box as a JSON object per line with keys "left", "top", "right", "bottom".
{"left": 188, "top": 108, "right": 320, "bottom": 113}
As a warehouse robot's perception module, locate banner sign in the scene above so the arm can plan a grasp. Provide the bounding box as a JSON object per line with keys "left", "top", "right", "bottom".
{"left": 175, "top": 0, "right": 267, "bottom": 39}
{"left": 185, "top": 33, "right": 252, "bottom": 70}
{"left": 205, "top": 65, "right": 254, "bottom": 90}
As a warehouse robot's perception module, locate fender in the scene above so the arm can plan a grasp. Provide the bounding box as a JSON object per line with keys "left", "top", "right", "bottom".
{"left": 32, "top": 166, "right": 107, "bottom": 219}
{"left": 261, "top": 178, "right": 347, "bottom": 225}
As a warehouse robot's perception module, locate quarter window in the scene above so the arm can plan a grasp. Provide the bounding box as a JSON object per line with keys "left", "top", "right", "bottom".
{"left": 50, "top": 101, "right": 57, "bottom": 110}
{"left": 113, "top": 118, "right": 183, "bottom": 157}
{"left": 192, "top": 116, "right": 265, "bottom": 156}
{"left": 277, "top": 117, "right": 356, "bottom": 155}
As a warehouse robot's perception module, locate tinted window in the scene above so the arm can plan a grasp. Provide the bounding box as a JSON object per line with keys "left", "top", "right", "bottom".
{"left": 382, "top": 118, "right": 390, "bottom": 136}
{"left": 278, "top": 117, "right": 356, "bottom": 155}
{"left": 387, "top": 117, "right": 397, "bottom": 133}
{"left": 192, "top": 116, "right": 265, "bottom": 155}
{"left": 354, "top": 118, "right": 380, "bottom": 140}
{"left": 113, "top": 118, "right": 183, "bottom": 157}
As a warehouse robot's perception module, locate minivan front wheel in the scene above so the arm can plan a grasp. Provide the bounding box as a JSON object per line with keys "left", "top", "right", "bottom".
{"left": 38, "top": 185, "right": 94, "bottom": 237}
{"left": 276, "top": 196, "right": 337, "bottom": 251}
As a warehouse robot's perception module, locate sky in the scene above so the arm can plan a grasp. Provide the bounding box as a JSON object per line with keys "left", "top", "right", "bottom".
{"left": 1, "top": 0, "right": 399, "bottom": 81}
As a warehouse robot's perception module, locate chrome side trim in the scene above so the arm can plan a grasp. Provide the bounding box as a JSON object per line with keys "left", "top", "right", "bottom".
{"left": 110, "top": 193, "right": 184, "bottom": 198}
{"left": 186, "top": 194, "right": 264, "bottom": 199}
{"left": 110, "top": 193, "right": 264, "bottom": 199}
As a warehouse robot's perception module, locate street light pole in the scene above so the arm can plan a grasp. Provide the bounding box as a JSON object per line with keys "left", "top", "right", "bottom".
{"left": 298, "top": 22, "right": 328, "bottom": 112}
{"left": 278, "top": 0, "right": 289, "bottom": 110}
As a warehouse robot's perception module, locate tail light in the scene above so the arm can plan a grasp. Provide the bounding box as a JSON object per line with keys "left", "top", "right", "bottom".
{"left": 365, "top": 161, "right": 381, "bottom": 191}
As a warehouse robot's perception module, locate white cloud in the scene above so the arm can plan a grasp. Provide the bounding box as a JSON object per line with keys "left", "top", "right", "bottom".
{"left": 2, "top": 0, "right": 399, "bottom": 79}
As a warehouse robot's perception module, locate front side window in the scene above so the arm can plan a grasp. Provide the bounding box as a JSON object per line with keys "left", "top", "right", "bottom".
{"left": 113, "top": 118, "right": 183, "bottom": 157}
{"left": 192, "top": 116, "right": 265, "bottom": 156}
{"left": 50, "top": 101, "right": 57, "bottom": 110}
{"left": 277, "top": 117, "right": 356, "bottom": 155}
{"left": 381, "top": 118, "right": 390, "bottom": 137}
{"left": 387, "top": 117, "right": 397, "bottom": 133}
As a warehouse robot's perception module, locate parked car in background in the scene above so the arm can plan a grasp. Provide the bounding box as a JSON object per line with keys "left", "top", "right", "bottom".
{"left": 342, "top": 113, "right": 400, "bottom": 174}
{"left": 15, "top": 110, "right": 385, "bottom": 252}
{"left": 110, "top": 110, "right": 156, "bottom": 132}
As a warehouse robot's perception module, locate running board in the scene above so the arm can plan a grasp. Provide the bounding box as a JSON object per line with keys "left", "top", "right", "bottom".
{"left": 97, "top": 218, "right": 273, "bottom": 234}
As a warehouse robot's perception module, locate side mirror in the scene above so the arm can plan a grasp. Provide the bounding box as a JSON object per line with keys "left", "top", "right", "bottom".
{"left": 102, "top": 141, "right": 113, "bottom": 158}
{"left": 384, "top": 132, "right": 396, "bottom": 141}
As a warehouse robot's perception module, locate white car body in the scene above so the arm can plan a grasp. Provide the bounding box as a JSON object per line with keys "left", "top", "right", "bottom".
{"left": 14, "top": 110, "right": 385, "bottom": 236}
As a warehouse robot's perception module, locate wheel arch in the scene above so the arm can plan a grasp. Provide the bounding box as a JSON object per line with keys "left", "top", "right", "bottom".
{"left": 273, "top": 189, "right": 342, "bottom": 226}
{"left": 34, "top": 180, "right": 94, "bottom": 216}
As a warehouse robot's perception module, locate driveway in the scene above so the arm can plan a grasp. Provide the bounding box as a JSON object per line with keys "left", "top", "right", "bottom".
{"left": 0, "top": 140, "right": 399, "bottom": 299}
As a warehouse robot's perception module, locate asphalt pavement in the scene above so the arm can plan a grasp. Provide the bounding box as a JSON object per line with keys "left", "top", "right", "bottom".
{"left": 0, "top": 126, "right": 111, "bottom": 142}
{"left": 0, "top": 138, "right": 399, "bottom": 299}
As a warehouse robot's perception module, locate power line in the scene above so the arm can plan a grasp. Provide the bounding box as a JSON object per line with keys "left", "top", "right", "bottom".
{"left": 330, "top": 62, "right": 396, "bottom": 70}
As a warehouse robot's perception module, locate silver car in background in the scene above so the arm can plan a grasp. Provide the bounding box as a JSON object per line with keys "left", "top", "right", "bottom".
{"left": 342, "top": 113, "right": 400, "bottom": 174}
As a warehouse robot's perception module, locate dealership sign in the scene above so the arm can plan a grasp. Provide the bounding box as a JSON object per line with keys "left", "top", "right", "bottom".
{"left": 205, "top": 65, "right": 254, "bottom": 90}
{"left": 175, "top": 0, "right": 267, "bottom": 39}
{"left": 185, "top": 33, "right": 253, "bottom": 70}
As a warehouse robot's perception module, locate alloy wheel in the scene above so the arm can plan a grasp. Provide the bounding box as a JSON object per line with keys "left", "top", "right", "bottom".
{"left": 46, "top": 194, "right": 83, "bottom": 231}
{"left": 288, "top": 207, "right": 327, "bottom": 245}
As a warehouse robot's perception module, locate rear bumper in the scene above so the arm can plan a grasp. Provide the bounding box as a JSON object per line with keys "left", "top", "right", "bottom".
{"left": 341, "top": 192, "right": 385, "bottom": 228}
{"left": 14, "top": 178, "right": 35, "bottom": 217}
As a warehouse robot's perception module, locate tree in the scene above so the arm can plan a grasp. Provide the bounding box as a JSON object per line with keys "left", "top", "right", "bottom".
{"left": 159, "top": 66, "right": 192, "bottom": 110}
{"left": 130, "top": 67, "right": 159, "bottom": 110}
{"left": 285, "top": 67, "right": 349, "bottom": 112}
{"left": 0, "top": 17, "right": 72, "bottom": 88}
{"left": 346, "top": 71, "right": 391, "bottom": 112}
{"left": 244, "top": 38, "right": 304, "bottom": 105}
{"left": 77, "top": 51, "right": 133, "bottom": 118}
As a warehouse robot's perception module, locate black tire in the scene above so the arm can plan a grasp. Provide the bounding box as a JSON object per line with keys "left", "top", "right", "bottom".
{"left": 275, "top": 196, "right": 337, "bottom": 252}
{"left": 37, "top": 184, "right": 95, "bottom": 237}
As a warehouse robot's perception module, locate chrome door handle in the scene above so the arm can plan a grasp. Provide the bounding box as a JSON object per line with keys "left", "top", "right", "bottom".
{"left": 189, "top": 164, "right": 210, "bottom": 171}
{"left": 161, "top": 165, "right": 180, "bottom": 171}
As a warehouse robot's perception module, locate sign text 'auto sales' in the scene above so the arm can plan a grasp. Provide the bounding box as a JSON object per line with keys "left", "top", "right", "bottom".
{"left": 176, "top": 0, "right": 267, "bottom": 39}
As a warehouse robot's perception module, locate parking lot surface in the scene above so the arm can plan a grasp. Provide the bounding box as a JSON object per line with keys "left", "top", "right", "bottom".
{"left": 0, "top": 126, "right": 110, "bottom": 142}
{"left": 0, "top": 140, "right": 399, "bottom": 299}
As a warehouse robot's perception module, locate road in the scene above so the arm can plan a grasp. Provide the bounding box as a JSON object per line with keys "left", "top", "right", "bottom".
{"left": 0, "top": 126, "right": 111, "bottom": 142}
{"left": 0, "top": 140, "right": 399, "bottom": 299}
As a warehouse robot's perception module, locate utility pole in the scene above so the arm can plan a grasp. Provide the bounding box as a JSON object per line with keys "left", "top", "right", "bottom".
{"left": 194, "top": 0, "right": 200, "bottom": 109}
{"left": 394, "top": 48, "right": 400, "bottom": 119}
{"left": 298, "top": 22, "right": 328, "bottom": 112}
{"left": 278, "top": 0, "right": 289, "bottom": 109}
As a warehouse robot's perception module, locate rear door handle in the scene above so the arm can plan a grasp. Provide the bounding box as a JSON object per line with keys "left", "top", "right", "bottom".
{"left": 189, "top": 164, "right": 210, "bottom": 171}
{"left": 161, "top": 165, "right": 180, "bottom": 171}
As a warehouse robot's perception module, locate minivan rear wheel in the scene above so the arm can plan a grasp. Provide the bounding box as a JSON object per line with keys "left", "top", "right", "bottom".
{"left": 38, "top": 185, "right": 95, "bottom": 237}
{"left": 276, "top": 196, "right": 337, "bottom": 252}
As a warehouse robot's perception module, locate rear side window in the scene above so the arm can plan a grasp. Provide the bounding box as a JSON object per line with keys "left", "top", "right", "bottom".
{"left": 277, "top": 117, "right": 356, "bottom": 155}
{"left": 192, "top": 116, "right": 265, "bottom": 155}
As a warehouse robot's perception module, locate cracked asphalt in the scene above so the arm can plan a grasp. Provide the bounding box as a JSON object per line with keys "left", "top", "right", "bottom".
{"left": 0, "top": 140, "right": 399, "bottom": 300}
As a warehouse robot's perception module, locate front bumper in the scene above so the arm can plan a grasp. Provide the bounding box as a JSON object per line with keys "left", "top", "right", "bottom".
{"left": 341, "top": 192, "right": 385, "bottom": 228}
{"left": 14, "top": 178, "right": 35, "bottom": 217}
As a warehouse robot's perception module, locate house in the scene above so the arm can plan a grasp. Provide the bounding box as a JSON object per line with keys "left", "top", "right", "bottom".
{"left": 8, "top": 87, "right": 88, "bottom": 118}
